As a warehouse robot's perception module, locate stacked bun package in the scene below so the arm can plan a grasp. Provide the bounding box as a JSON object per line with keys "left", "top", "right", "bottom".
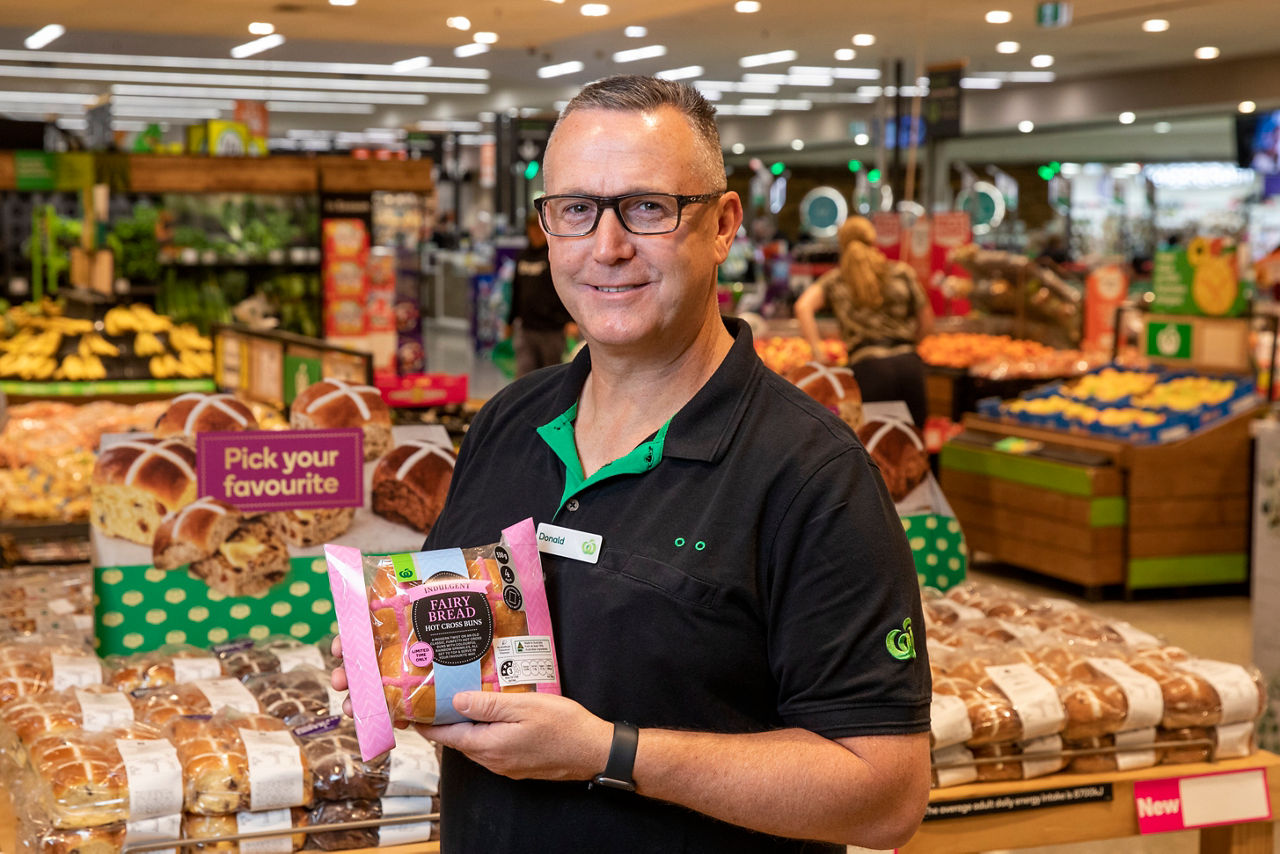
{"left": 924, "top": 582, "right": 1267, "bottom": 786}
{"left": 327, "top": 517, "right": 562, "bottom": 760}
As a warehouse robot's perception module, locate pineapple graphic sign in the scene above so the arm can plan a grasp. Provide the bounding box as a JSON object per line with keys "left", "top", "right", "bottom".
{"left": 1151, "top": 238, "right": 1251, "bottom": 317}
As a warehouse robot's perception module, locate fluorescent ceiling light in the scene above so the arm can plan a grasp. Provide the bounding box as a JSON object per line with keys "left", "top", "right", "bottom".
{"left": 392, "top": 56, "right": 431, "bottom": 72}
{"left": 248, "top": 22, "right": 275, "bottom": 36}
{"left": 1154, "top": 121, "right": 1172, "bottom": 133}
{"left": 996, "top": 40, "right": 1020, "bottom": 54}
{"left": 24, "top": 25, "right": 65, "bottom": 50}
{"left": 538, "top": 60, "right": 584, "bottom": 78}
{"left": 1018, "top": 120, "right": 1034, "bottom": 132}
{"left": 740, "top": 98, "right": 811, "bottom": 110}
{"left": 1239, "top": 100, "right": 1257, "bottom": 114}
{"left": 695, "top": 79, "right": 779, "bottom": 94}
{"left": 113, "top": 84, "right": 428, "bottom": 105}
{"left": 1119, "top": 111, "right": 1136, "bottom": 124}
{"left": 416, "top": 119, "right": 484, "bottom": 132}
{"left": 739, "top": 49, "right": 797, "bottom": 68}
{"left": 1030, "top": 54, "right": 1054, "bottom": 68}
{"left": 791, "top": 65, "right": 880, "bottom": 80}
{"left": 714, "top": 105, "right": 773, "bottom": 116}
{"left": 0, "top": 90, "right": 95, "bottom": 103}
{"left": 624, "top": 26, "right": 647, "bottom": 37}
{"left": 230, "top": 34, "right": 285, "bottom": 59}
{"left": 1142, "top": 18, "right": 1169, "bottom": 32}
{"left": 1003, "top": 70, "right": 1056, "bottom": 82}
{"left": 735, "top": 0, "right": 761, "bottom": 11}
{"left": 454, "top": 43, "right": 489, "bottom": 58}
{"left": 473, "top": 32, "right": 498, "bottom": 44}
{"left": 0, "top": 49, "right": 489, "bottom": 79}
{"left": 613, "top": 44, "right": 667, "bottom": 62}
{"left": 802, "top": 92, "right": 875, "bottom": 104}
{"left": 985, "top": 10, "right": 1012, "bottom": 24}
{"left": 264, "top": 101, "right": 374, "bottom": 113}
{"left": 580, "top": 4, "right": 610, "bottom": 15}
{"left": 1195, "top": 45, "right": 1220, "bottom": 60}
{"left": 656, "top": 65, "right": 703, "bottom": 80}
{"left": 0, "top": 65, "right": 485, "bottom": 93}
{"left": 447, "top": 17, "right": 471, "bottom": 30}
{"left": 852, "top": 33, "right": 875, "bottom": 47}
{"left": 960, "top": 77, "right": 1003, "bottom": 89}
{"left": 731, "top": 142, "right": 745, "bottom": 154}
{"left": 834, "top": 48, "right": 856, "bottom": 61}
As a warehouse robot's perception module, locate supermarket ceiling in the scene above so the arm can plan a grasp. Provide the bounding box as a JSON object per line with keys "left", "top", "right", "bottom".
{"left": 0, "top": 0, "right": 1278, "bottom": 146}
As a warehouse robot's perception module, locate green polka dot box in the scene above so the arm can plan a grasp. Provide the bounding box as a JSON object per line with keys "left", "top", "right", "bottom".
{"left": 92, "top": 425, "right": 449, "bottom": 656}
{"left": 895, "top": 470, "right": 968, "bottom": 593}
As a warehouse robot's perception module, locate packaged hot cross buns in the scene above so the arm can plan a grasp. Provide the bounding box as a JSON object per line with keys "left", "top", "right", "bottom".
{"left": 244, "top": 667, "right": 340, "bottom": 725}
{"left": 105, "top": 644, "right": 225, "bottom": 693}
{"left": 0, "top": 686, "right": 135, "bottom": 761}
{"left": 293, "top": 716, "right": 439, "bottom": 802}
{"left": 0, "top": 637, "right": 103, "bottom": 708}
{"left": 131, "top": 678, "right": 261, "bottom": 727}
{"left": 327, "top": 518, "right": 561, "bottom": 760}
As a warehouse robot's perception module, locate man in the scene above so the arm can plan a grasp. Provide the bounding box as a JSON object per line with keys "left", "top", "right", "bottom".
{"left": 506, "top": 212, "right": 576, "bottom": 376}
{"left": 338, "top": 75, "right": 930, "bottom": 852}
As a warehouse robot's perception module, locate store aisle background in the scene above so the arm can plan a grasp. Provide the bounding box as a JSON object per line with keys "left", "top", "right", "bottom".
{"left": 427, "top": 324, "right": 1264, "bottom": 854}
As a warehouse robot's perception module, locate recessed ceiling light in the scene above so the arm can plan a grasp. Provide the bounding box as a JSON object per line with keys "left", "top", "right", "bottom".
{"left": 248, "top": 22, "right": 275, "bottom": 35}
{"left": 985, "top": 10, "right": 1012, "bottom": 24}
{"left": 739, "top": 49, "right": 797, "bottom": 68}
{"left": 473, "top": 31, "right": 498, "bottom": 44}
{"left": 1119, "top": 111, "right": 1136, "bottom": 124}
{"left": 454, "top": 43, "right": 490, "bottom": 58}
{"left": 613, "top": 44, "right": 667, "bottom": 62}
{"left": 1195, "top": 46, "right": 1220, "bottom": 60}
{"left": 996, "top": 41, "right": 1020, "bottom": 54}
{"left": 1142, "top": 18, "right": 1169, "bottom": 32}
{"left": 791, "top": 138, "right": 804, "bottom": 150}
{"left": 1030, "top": 54, "right": 1054, "bottom": 68}
{"left": 328, "top": 0, "right": 356, "bottom": 6}
{"left": 735, "top": 1, "right": 761, "bottom": 11}
{"left": 538, "top": 60, "right": 584, "bottom": 78}
{"left": 852, "top": 33, "right": 876, "bottom": 47}
{"left": 446, "top": 16, "right": 471, "bottom": 30}
{"left": 834, "top": 48, "right": 856, "bottom": 61}
{"left": 392, "top": 56, "right": 431, "bottom": 72}
{"left": 1018, "top": 120, "right": 1034, "bottom": 132}
{"left": 854, "top": 132, "right": 869, "bottom": 145}
{"left": 1239, "top": 100, "right": 1258, "bottom": 114}
{"left": 580, "top": 4, "right": 610, "bottom": 16}
{"left": 624, "top": 25, "right": 647, "bottom": 37}
{"left": 655, "top": 65, "right": 703, "bottom": 80}
{"left": 731, "top": 142, "right": 745, "bottom": 154}
{"left": 24, "top": 24, "right": 65, "bottom": 50}
{"left": 230, "top": 34, "right": 285, "bottom": 59}
{"left": 1154, "top": 121, "right": 1172, "bottom": 133}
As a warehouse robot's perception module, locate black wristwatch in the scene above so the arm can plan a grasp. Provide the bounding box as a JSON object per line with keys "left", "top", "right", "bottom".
{"left": 590, "top": 721, "right": 639, "bottom": 792}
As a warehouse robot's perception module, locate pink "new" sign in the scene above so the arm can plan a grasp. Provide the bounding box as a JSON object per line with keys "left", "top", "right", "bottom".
{"left": 1134, "top": 768, "right": 1271, "bottom": 834}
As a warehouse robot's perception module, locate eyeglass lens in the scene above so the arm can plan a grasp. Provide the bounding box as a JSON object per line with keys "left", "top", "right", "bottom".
{"left": 544, "top": 194, "right": 683, "bottom": 235}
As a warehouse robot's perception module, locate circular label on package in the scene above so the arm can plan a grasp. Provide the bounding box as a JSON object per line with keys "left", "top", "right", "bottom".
{"left": 408, "top": 642, "right": 434, "bottom": 668}
{"left": 410, "top": 589, "right": 493, "bottom": 667}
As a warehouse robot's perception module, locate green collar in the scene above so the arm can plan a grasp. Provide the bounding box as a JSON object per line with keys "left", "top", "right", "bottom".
{"left": 536, "top": 401, "right": 670, "bottom": 514}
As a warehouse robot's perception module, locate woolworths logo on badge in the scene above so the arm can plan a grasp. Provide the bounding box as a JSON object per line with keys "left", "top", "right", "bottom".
{"left": 536, "top": 522, "right": 602, "bottom": 564}
{"left": 886, "top": 618, "right": 916, "bottom": 661}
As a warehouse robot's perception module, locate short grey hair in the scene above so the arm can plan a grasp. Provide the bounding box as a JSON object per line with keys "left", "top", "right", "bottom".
{"left": 547, "top": 74, "right": 726, "bottom": 189}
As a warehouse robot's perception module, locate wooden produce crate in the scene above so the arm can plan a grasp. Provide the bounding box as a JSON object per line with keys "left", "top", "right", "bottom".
{"left": 940, "top": 408, "right": 1258, "bottom": 595}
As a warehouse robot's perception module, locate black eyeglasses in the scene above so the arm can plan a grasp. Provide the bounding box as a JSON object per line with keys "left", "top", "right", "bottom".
{"left": 533, "top": 191, "right": 725, "bottom": 237}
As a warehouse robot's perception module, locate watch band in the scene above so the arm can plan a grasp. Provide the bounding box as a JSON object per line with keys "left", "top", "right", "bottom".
{"left": 591, "top": 721, "right": 639, "bottom": 792}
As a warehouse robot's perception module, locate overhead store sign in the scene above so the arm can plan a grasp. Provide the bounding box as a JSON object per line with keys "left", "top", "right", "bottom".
{"left": 925, "top": 63, "right": 965, "bottom": 140}
{"left": 1036, "top": 2, "right": 1072, "bottom": 27}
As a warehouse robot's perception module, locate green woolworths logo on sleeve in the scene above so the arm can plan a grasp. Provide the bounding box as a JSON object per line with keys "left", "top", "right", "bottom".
{"left": 886, "top": 618, "right": 916, "bottom": 660}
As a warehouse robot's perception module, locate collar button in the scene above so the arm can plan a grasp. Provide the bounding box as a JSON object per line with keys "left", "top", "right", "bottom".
{"left": 566, "top": 498, "right": 580, "bottom": 511}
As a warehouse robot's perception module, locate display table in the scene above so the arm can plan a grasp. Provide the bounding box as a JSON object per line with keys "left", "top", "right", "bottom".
{"left": 905, "top": 752, "right": 1280, "bottom": 854}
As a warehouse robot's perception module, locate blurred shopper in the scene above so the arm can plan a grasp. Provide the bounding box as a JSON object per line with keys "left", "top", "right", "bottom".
{"left": 506, "top": 212, "right": 576, "bottom": 376}
{"left": 794, "top": 216, "right": 934, "bottom": 427}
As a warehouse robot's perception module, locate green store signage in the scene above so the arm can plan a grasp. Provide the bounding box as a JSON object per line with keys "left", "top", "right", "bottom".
{"left": 1146, "top": 321, "right": 1194, "bottom": 361}
{"left": 1150, "top": 241, "right": 1251, "bottom": 317}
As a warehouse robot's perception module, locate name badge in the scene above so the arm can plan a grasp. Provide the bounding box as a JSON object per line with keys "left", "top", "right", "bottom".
{"left": 536, "top": 523, "right": 602, "bottom": 564}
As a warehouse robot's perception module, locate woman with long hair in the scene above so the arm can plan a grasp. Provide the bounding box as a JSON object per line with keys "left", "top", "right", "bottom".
{"left": 793, "top": 216, "right": 934, "bottom": 428}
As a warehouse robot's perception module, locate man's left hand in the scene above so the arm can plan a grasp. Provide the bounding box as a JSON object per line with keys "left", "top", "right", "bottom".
{"left": 419, "top": 691, "right": 612, "bottom": 782}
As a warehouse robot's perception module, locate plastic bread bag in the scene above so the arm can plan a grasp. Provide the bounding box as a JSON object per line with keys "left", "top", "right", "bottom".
{"left": 167, "top": 710, "right": 313, "bottom": 816}
{"left": 22, "top": 720, "right": 183, "bottom": 830}
{"left": 292, "top": 715, "right": 439, "bottom": 802}
{"left": 970, "top": 735, "right": 1068, "bottom": 782}
{"left": 131, "top": 678, "right": 262, "bottom": 728}
{"left": 244, "top": 668, "right": 339, "bottom": 726}
{"left": 0, "top": 636, "right": 104, "bottom": 707}
{"left": 936, "top": 647, "right": 1067, "bottom": 746}
{"left": 1158, "top": 721, "right": 1257, "bottom": 765}
{"left": 326, "top": 517, "right": 560, "bottom": 760}
{"left": 213, "top": 637, "right": 329, "bottom": 682}
{"left": 0, "top": 685, "right": 136, "bottom": 763}
{"left": 105, "top": 644, "right": 226, "bottom": 693}
{"left": 1066, "top": 728, "right": 1161, "bottom": 774}
{"left": 1125, "top": 646, "right": 1266, "bottom": 729}
{"left": 182, "top": 807, "right": 309, "bottom": 852}
{"left": 16, "top": 810, "right": 183, "bottom": 854}
{"left": 306, "top": 797, "right": 437, "bottom": 850}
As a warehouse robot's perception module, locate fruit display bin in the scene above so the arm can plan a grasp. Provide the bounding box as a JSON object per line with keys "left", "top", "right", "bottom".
{"left": 940, "top": 405, "right": 1257, "bottom": 597}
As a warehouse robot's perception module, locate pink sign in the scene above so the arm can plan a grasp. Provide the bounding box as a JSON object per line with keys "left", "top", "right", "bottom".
{"left": 1134, "top": 768, "right": 1271, "bottom": 834}
{"left": 197, "top": 428, "right": 364, "bottom": 512}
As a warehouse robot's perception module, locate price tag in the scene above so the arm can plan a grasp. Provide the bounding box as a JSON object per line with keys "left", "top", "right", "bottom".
{"left": 1134, "top": 769, "right": 1271, "bottom": 833}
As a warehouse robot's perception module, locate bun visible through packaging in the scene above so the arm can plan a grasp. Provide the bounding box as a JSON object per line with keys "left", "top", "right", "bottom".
{"left": 326, "top": 518, "right": 561, "bottom": 760}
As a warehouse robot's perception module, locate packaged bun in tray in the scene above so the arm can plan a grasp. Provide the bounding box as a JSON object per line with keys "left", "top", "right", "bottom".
{"left": 213, "top": 636, "right": 329, "bottom": 682}
{"left": 244, "top": 667, "right": 337, "bottom": 725}
{"left": 131, "top": 678, "right": 261, "bottom": 727}
{"left": 307, "top": 797, "right": 437, "bottom": 850}
{"left": 182, "top": 807, "right": 309, "bottom": 852}
{"left": 326, "top": 518, "right": 561, "bottom": 759}
{"left": 293, "top": 716, "right": 439, "bottom": 802}
{"left": 0, "top": 686, "right": 135, "bottom": 760}
{"left": 105, "top": 644, "right": 225, "bottom": 693}
{"left": 1125, "top": 646, "right": 1266, "bottom": 729}
{"left": 933, "top": 647, "right": 1067, "bottom": 746}
{"left": 0, "top": 637, "right": 103, "bottom": 708}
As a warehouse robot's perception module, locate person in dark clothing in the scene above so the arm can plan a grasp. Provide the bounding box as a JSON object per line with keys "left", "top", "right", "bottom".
{"left": 507, "top": 213, "right": 577, "bottom": 376}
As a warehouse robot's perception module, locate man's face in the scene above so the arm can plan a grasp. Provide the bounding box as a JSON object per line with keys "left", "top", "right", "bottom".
{"left": 542, "top": 106, "right": 741, "bottom": 357}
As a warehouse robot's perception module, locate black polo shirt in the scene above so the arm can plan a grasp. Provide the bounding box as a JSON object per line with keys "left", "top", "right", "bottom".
{"left": 425, "top": 317, "right": 930, "bottom": 854}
